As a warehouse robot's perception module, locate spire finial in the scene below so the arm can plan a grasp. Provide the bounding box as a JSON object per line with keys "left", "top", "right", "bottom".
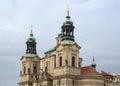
{"left": 91, "top": 56, "right": 96, "bottom": 69}
{"left": 93, "top": 56, "right": 95, "bottom": 61}
{"left": 30, "top": 24, "right": 33, "bottom": 34}
{"left": 67, "top": 4, "right": 69, "bottom": 16}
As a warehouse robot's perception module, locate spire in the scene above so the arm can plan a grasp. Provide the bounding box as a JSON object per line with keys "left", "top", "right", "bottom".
{"left": 67, "top": 4, "right": 69, "bottom": 16}
{"left": 61, "top": 5, "right": 75, "bottom": 42}
{"left": 91, "top": 56, "right": 96, "bottom": 69}
{"left": 30, "top": 24, "right": 33, "bottom": 34}
{"left": 26, "top": 25, "right": 37, "bottom": 54}
{"left": 30, "top": 24, "right": 33, "bottom": 37}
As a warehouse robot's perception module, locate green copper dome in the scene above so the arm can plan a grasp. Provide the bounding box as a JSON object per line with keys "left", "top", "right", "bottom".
{"left": 24, "top": 53, "right": 37, "bottom": 57}
{"left": 61, "top": 13, "right": 75, "bottom": 41}
{"left": 91, "top": 57, "right": 96, "bottom": 69}
{"left": 91, "top": 61, "right": 96, "bottom": 66}
{"left": 26, "top": 30, "right": 37, "bottom": 54}
{"left": 63, "top": 16, "right": 73, "bottom": 26}
{"left": 27, "top": 34, "right": 36, "bottom": 42}
{"left": 60, "top": 40, "right": 75, "bottom": 45}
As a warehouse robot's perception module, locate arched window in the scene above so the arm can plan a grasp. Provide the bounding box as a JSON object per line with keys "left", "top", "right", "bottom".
{"left": 58, "top": 80, "right": 61, "bottom": 86}
{"left": 79, "top": 62, "right": 81, "bottom": 67}
{"left": 54, "top": 56, "right": 56, "bottom": 68}
{"left": 33, "top": 66, "right": 37, "bottom": 74}
{"left": 24, "top": 66, "right": 26, "bottom": 74}
{"left": 72, "top": 80, "right": 75, "bottom": 86}
{"left": 29, "top": 83, "right": 32, "bottom": 86}
{"left": 28, "top": 68, "right": 30, "bottom": 74}
{"left": 72, "top": 56, "right": 75, "bottom": 67}
{"left": 59, "top": 57, "right": 62, "bottom": 67}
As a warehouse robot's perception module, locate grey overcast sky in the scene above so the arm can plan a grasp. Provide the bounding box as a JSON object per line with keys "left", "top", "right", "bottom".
{"left": 0, "top": 0, "right": 120, "bottom": 86}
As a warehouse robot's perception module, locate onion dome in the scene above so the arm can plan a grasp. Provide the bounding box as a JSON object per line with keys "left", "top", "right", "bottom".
{"left": 61, "top": 7, "right": 75, "bottom": 42}
{"left": 63, "top": 16, "right": 73, "bottom": 26}
{"left": 26, "top": 28, "right": 37, "bottom": 54}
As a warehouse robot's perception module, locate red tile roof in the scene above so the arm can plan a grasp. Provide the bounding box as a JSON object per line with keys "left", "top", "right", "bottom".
{"left": 100, "top": 71, "right": 113, "bottom": 80}
{"left": 81, "top": 66, "right": 100, "bottom": 75}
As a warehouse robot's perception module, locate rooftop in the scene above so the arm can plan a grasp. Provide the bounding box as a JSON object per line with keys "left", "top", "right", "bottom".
{"left": 81, "top": 66, "right": 100, "bottom": 75}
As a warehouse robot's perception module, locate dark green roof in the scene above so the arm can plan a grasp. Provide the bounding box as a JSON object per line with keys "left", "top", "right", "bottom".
{"left": 27, "top": 34, "right": 36, "bottom": 42}
{"left": 23, "top": 53, "right": 37, "bottom": 57}
{"left": 44, "top": 47, "right": 56, "bottom": 56}
{"left": 61, "top": 40, "right": 75, "bottom": 45}
{"left": 91, "top": 61, "right": 96, "bottom": 66}
{"left": 63, "top": 16, "right": 73, "bottom": 26}
{"left": 91, "top": 58, "right": 96, "bottom": 66}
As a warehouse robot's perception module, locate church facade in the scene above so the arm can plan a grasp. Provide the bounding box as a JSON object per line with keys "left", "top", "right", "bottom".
{"left": 18, "top": 10, "right": 113, "bottom": 86}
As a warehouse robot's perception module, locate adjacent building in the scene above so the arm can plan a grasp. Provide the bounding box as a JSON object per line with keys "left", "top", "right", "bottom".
{"left": 113, "top": 74, "right": 120, "bottom": 86}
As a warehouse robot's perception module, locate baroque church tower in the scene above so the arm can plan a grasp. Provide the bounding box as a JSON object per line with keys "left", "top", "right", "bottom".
{"left": 54, "top": 8, "right": 82, "bottom": 76}
{"left": 19, "top": 8, "right": 112, "bottom": 86}
{"left": 19, "top": 28, "right": 40, "bottom": 86}
{"left": 51, "top": 9, "right": 82, "bottom": 86}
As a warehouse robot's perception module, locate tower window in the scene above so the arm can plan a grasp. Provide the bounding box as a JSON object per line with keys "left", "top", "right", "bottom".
{"left": 79, "top": 62, "right": 81, "bottom": 67}
{"left": 58, "top": 80, "right": 61, "bottom": 85}
{"left": 29, "top": 83, "right": 32, "bottom": 86}
{"left": 54, "top": 56, "right": 56, "bottom": 68}
{"left": 72, "top": 80, "right": 75, "bottom": 86}
{"left": 72, "top": 56, "right": 75, "bottom": 67}
{"left": 46, "top": 62, "right": 48, "bottom": 66}
{"left": 28, "top": 68, "right": 30, "bottom": 74}
{"left": 66, "top": 29, "right": 69, "bottom": 35}
{"left": 59, "top": 57, "right": 62, "bottom": 67}
{"left": 24, "top": 66, "right": 26, "bottom": 74}
{"left": 32, "top": 45, "right": 34, "bottom": 48}
{"left": 33, "top": 66, "right": 37, "bottom": 74}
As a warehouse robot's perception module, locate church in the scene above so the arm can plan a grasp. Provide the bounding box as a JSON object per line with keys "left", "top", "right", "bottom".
{"left": 18, "top": 9, "right": 113, "bottom": 86}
